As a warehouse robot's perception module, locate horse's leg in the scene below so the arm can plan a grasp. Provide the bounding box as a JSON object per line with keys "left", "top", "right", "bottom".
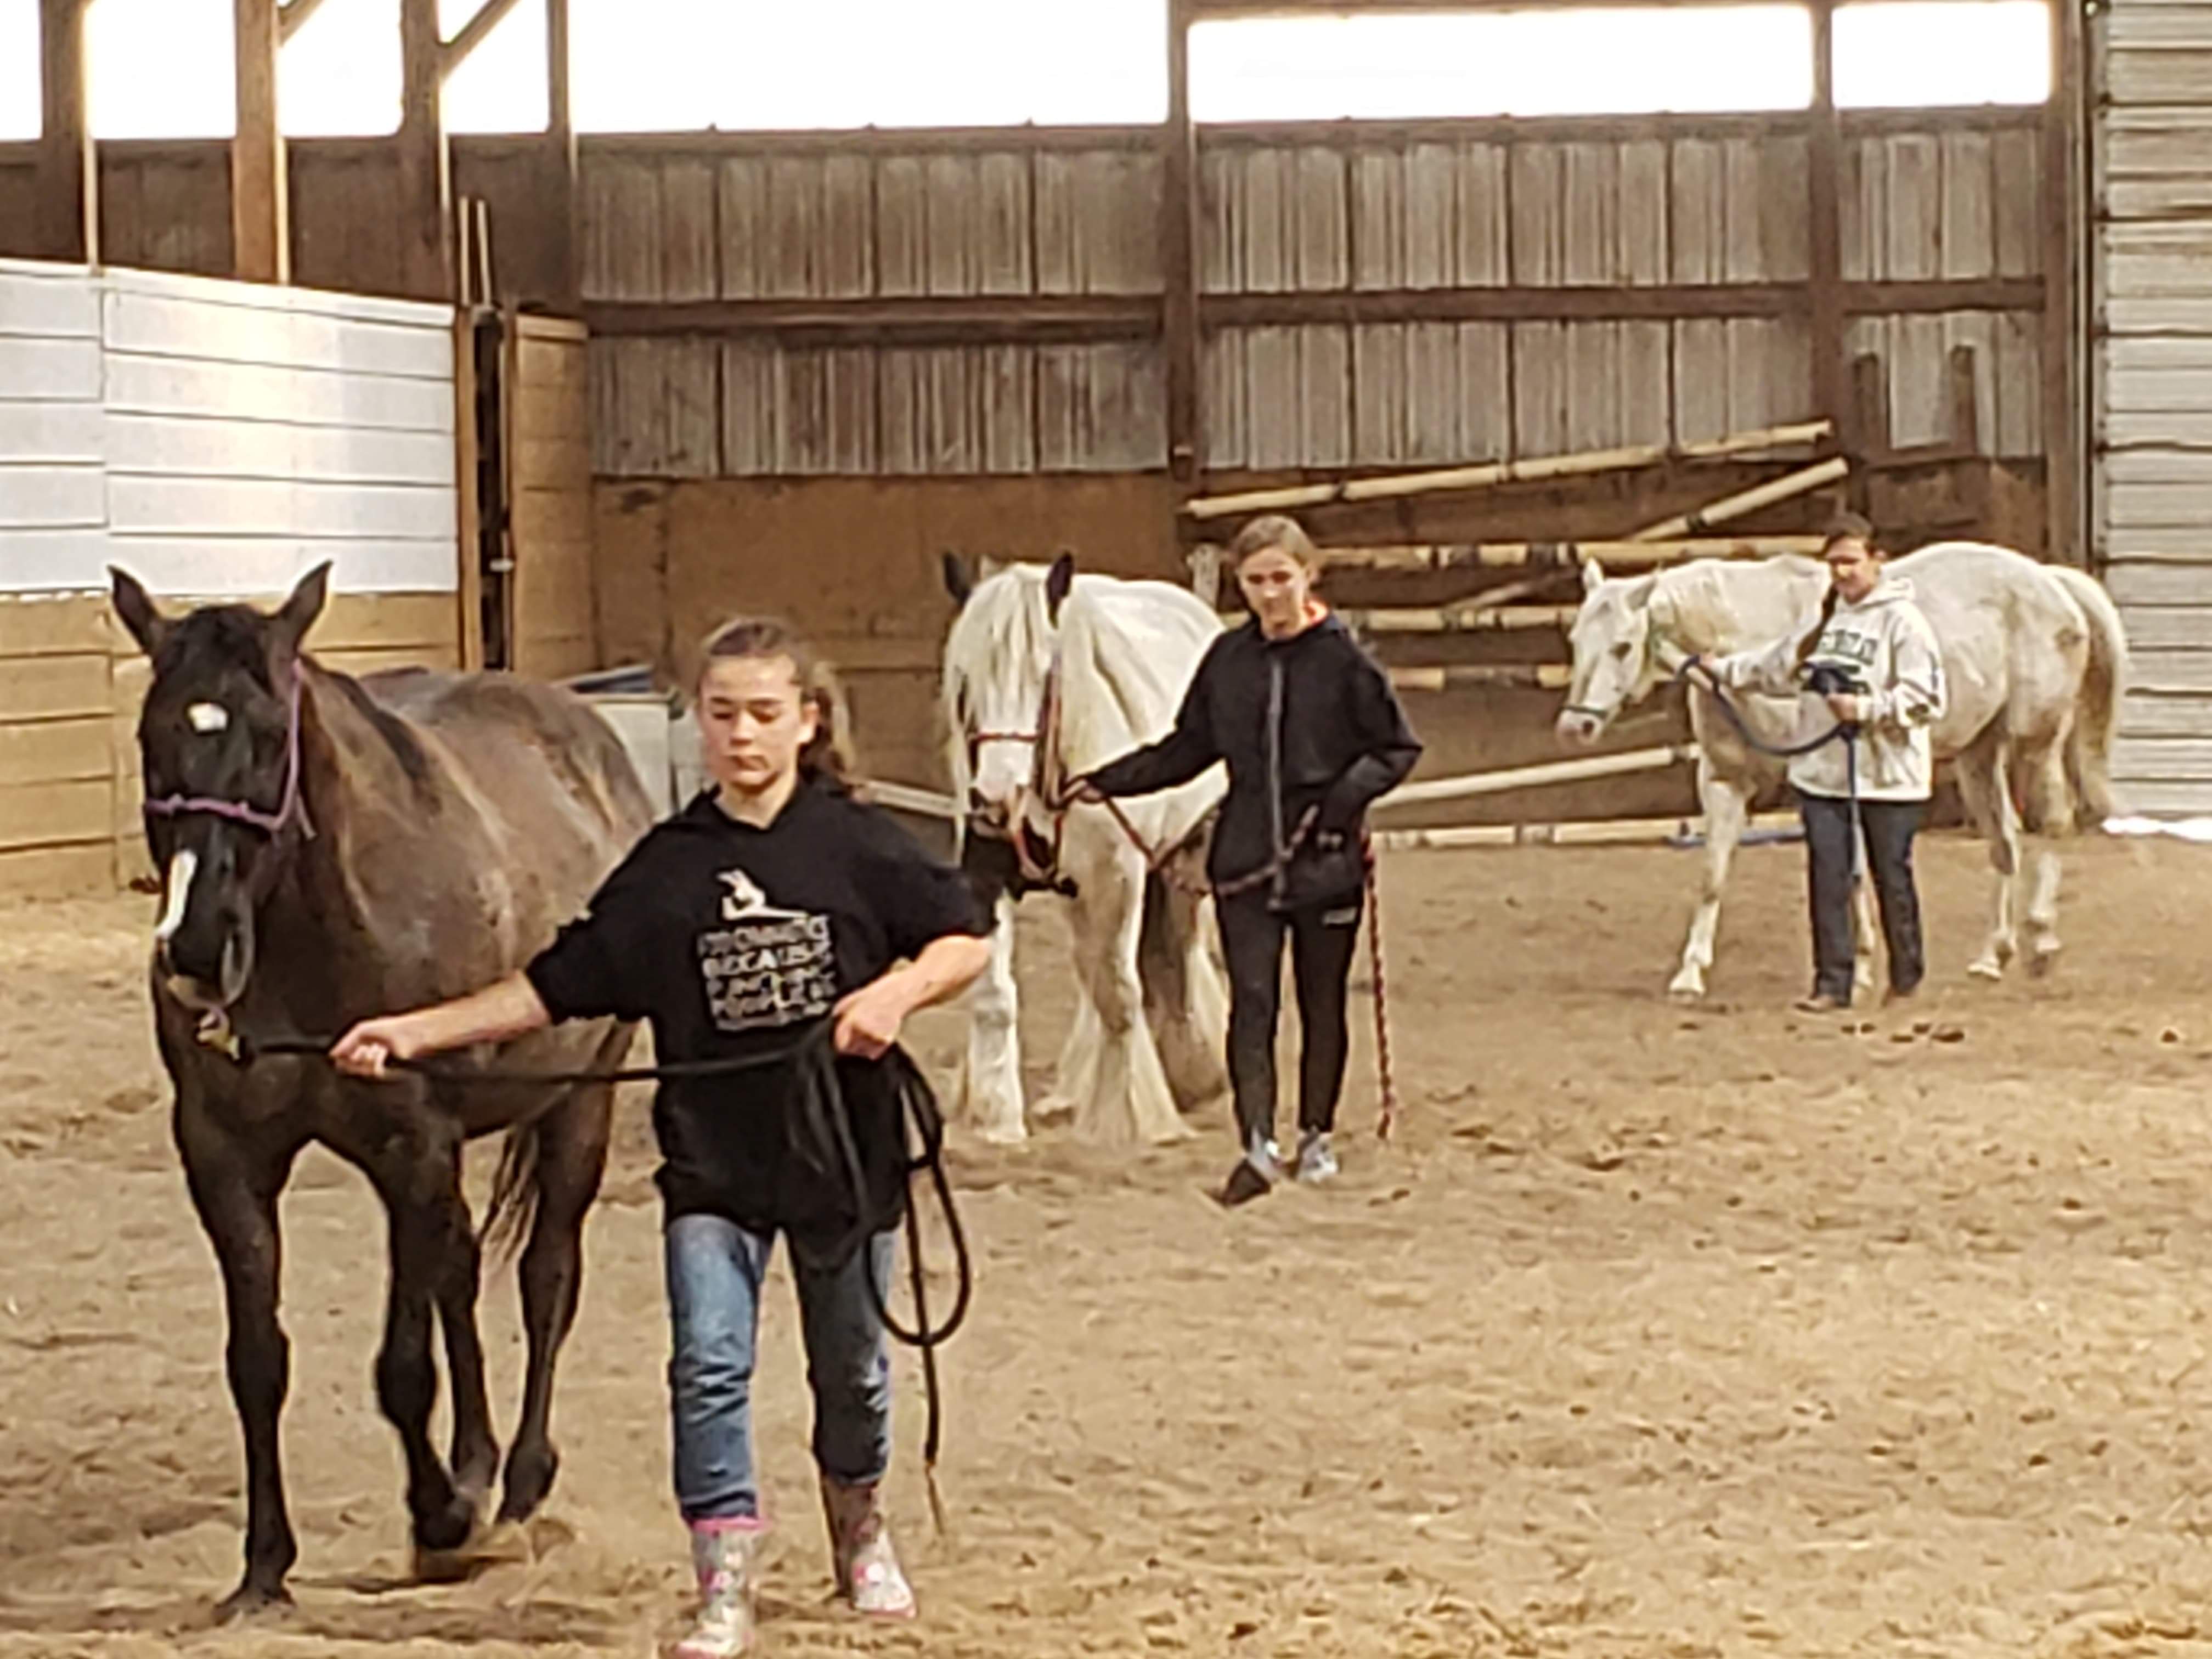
{"left": 1954, "top": 738, "right": 2019, "bottom": 980}
{"left": 431, "top": 1186, "right": 499, "bottom": 1525}
{"left": 962, "top": 892, "right": 1029, "bottom": 1143}
{"left": 2015, "top": 733, "right": 2074, "bottom": 975}
{"left": 352, "top": 1117, "right": 481, "bottom": 1562}
{"left": 1670, "top": 763, "right": 1750, "bottom": 1001}
{"left": 1068, "top": 837, "right": 1191, "bottom": 1145}
{"left": 500, "top": 1074, "right": 613, "bottom": 1525}
{"left": 1142, "top": 873, "right": 1231, "bottom": 1113}
{"left": 177, "top": 1098, "right": 304, "bottom": 1620}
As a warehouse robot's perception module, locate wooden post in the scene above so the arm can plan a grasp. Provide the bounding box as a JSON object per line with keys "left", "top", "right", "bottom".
{"left": 35, "top": 0, "right": 96, "bottom": 266}
{"left": 544, "top": 0, "right": 579, "bottom": 313}
{"left": 2044, "top": 0, "right": 2085, "bottom": 566}
{"left": 1162, "top": 0, "right": 1203, "bottom": 484}
{"left": 232, "top": 0, "right": 289, "bottom": 284}
{"left": 398, "top": 0, "right": 453, "bottom": 301}
{"left": 1807, "top": 0, "right": 1848, "bottom": 452}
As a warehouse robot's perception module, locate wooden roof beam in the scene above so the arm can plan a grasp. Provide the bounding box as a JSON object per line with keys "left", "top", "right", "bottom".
{"left": 442, "top": 0, "right": 526, "bottom": 78}
{"left": 278, "top": 0, "right": 330, "bottom": 46}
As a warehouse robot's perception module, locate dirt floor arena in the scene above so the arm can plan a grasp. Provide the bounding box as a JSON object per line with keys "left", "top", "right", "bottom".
{"left": 5, "top": 829, "right": 2212, "bottom": 1658}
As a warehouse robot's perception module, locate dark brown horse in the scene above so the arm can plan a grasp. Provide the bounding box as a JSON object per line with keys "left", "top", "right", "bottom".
{"left": 111, "top": 564, "right": 655, "bottom": 1620}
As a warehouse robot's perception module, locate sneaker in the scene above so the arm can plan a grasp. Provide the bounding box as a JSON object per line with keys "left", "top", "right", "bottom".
{"left": 1792, "top": 993, "right": 1849, "bottom": 1014}
{"left": 1882, "top": 983, "right": 1920, "bottom": 1008}
{"left": 1294, "top": 1132, "right": 1338, "bottom": 1184}
{"left": 819, "top": 1476, "right": 915, "bottom": 1619}
{"left": 674, "top": 1518, "right": 764, "bottom": 1658}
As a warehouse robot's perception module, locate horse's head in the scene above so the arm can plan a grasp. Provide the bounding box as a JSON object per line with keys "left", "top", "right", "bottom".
{"left": 112, "top": 563, "right": 328, "bottom": 1012}
{"left": 1556, "top": 560, "right": 1666, "bottom": 747}
{"left": 941, "top": 551, "right": 1074, "bottom": 832}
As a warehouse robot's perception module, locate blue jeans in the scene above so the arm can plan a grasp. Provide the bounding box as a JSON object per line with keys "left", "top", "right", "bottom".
{"left": 663, "top": 1214, "right": 895, "bottom": 1522}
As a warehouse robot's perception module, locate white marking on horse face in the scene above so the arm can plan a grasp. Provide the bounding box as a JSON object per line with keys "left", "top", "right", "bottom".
{"left": 155, "top": 849, "right": 199, "bottom": 943}
{"left": 187, "top": 702, "right": 229, "bottom": 733}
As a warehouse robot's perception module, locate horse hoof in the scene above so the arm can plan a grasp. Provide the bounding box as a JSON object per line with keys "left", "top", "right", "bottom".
{"left": 213, "top": 1583, "right": 292, "bottom": 1626}
{"left": 1667, "top": 974, "right": 1706, "bottom": 1002}
{"left": 1966, "top": 959, "right": 2005, "bottom": 983}
{"left": 974, "top": 1124, "right": 1029, "bottom": 1147}
{"left": 2028, "top": 946, "right": 2061, "bottom": 979}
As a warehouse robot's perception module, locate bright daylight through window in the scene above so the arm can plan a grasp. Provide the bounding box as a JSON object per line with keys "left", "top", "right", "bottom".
{"left": 0, "top": 0, "right": 2050, "bottom": 138}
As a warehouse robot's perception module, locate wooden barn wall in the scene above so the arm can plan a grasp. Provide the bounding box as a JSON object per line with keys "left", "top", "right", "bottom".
{"left": 578, "top": 114, "right": 2046, "bottom": 480}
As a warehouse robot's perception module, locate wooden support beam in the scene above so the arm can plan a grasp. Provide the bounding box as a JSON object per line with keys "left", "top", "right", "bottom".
{"left": 35, "top": 0, "right": 96, "bottom": 265}
{"left": 1163, "top": 0, "right": 1203, "bottom": 483}
{"left": 584, "top": 279, "right": 2041, "bottom": 351}
{"left": 2045, "top": 0, "right": 2086, "bottom": 566}
{"left": 231, "top": 0, "right": 289, "bottom": 284}
{"left": 544, "top": 0, "right": 579, "bottom": 312}
{"left": 278, "top": 0, "right": 330, "bottom": 45}
{"left": 398, "top": 0, "right": 453, "bottom": 300}
{"left": 442, "top": 0, "right": 526, "bottom": 78}
{"left": 1807, "top": 0, "right": 1848, "bottom": 449}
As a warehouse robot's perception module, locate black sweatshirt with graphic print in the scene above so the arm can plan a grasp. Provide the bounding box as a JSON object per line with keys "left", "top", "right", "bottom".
{"left": 1087, "top": 614, "right": 1422, "bottom": 908}
{"left": 525, "top": 780, "right": 985, "bottom": 1244}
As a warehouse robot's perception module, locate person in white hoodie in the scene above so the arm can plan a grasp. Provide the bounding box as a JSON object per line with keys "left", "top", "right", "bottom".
{"left": 1690, "top": 514, "right": 1948, "bottom": 1013}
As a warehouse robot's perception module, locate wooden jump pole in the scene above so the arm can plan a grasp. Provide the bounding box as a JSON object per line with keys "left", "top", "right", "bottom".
{"left": 1374, "top": 810, "right": 1798, "bottom": 853}
{"left": 1376, "top": 742, "right": 1697, "bottom": 808}
{"left": 1630, "top": 455, "right": 1850, "bottom": 541}
{"left": 1310, "top": 537, "right": 1827, "bottom": 574}
{"left": 1180, "top": 419, "right": 1833, "bottom": 521}
{"left": 1334, "top": 603, "right": 1576, "bottom": 635}
{"left": 1388, "top": 664, "right": 1573, "bottom": 692}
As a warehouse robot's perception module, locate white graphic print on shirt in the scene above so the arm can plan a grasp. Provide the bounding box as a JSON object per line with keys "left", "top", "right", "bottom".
{"left": 696, "top": 867, "right": 836, "bottom": 1034}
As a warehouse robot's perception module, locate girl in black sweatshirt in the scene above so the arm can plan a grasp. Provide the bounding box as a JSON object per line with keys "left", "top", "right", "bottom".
{"left": 1081, "top": 515, "right": 1421, "bottom": 1206}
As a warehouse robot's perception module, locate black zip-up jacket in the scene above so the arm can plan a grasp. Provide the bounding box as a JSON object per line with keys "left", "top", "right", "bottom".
{"left": 1087, "top": 613, "right": 1421, "bottom": 907}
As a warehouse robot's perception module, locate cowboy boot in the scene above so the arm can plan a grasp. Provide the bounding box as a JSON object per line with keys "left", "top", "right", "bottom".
{"left": 673, "top": 1518, "right": 765, "bottom": 1658}
{"left": 819, "top": 1475, "right": 916, "bottom": 1618}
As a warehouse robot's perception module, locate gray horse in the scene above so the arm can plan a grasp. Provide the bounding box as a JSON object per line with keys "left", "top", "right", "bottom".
{"left": 1557, "top": 541, "right": 2128, "bottom": 999}
{"left": 112, "top": 564, "right": 654, "bottom": 1618}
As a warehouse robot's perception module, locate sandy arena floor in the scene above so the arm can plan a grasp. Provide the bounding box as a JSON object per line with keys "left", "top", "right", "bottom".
{"left": 5, "top": 830, "right": 2212, "bottom": 1658}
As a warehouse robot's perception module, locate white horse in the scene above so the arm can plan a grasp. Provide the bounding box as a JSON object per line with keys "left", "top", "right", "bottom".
{"left": 1557, "top": 541, "right": 2128, "bottom": 1000}
{"left": 940, "top": 554, "right": 1231, "bottom": 1144}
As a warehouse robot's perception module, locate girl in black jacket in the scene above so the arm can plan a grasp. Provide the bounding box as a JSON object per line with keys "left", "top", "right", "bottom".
{"left": 1081, "top": 515, "right": 1421, "bottom": 1206}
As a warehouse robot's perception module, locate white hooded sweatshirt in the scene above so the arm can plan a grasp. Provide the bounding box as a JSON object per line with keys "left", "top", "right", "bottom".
{"left": 1709, "top": 575, "right": 1948, "bottom": 803}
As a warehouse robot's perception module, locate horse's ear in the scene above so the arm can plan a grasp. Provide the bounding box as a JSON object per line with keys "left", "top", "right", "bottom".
{"left": 108, "top": 567, "right": 170, "bottom": 658}
{"left": 1581, "top": 558, "right": 1605, "bottom": 596}
{"left": 941, "top": 552, "right": 974, "bottom": 608}
{"left": 1045, "top": 551, "right": 1076, "bottom": 623}
{"left": 272, "top": 561, "right": 331, "bottom": 656}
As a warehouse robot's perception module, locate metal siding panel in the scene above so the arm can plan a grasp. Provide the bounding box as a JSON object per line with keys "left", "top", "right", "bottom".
{"left": 1036, "top": 151, "right": 1159, "bottom": 295}
{"left": 582, "top": 155, "right": 664, "bottom": 301}
{"left": 1242, "top": 327, "right": 1301, "bottom": 468}
{"left": 1670, "top": 139, "right": 1725, "bottom": 284}
{"left": 876, "top": 157, "right": 927, "bottom": 298}
{"left": 1203, "top": 329, "right": 1246, "bottom": 469}
{"left": 1673, "top": 319, "right": 1731, "bottom": 443}
{"left": 1352, "top": 146, "right": 1405, "bottom": 291}
{"left": 1037, "top": 342, "right": 1163, "bottom": 471}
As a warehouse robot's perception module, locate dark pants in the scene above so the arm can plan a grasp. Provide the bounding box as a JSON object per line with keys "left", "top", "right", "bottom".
{"left": 1800, "top": 792, "right": 1926, "bottom": 1003}
{"left": 1216, "top": 887, "right": 1363, "bottom": 1151}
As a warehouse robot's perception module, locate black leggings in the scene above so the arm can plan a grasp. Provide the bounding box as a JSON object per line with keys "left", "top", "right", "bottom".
{"left": 1215, "top": 887, "right": 1364, "bottom": 1151}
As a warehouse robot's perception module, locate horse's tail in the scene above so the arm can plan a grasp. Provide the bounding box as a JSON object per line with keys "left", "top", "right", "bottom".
{"left": 481, "top": 1119, "right": 543, "bottom": 1262}
{"left": 2047, "top": 565, "right": 2129, "bottom": 826}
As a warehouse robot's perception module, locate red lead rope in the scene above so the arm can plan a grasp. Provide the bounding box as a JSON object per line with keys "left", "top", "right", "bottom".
{"left": 1363, "top": 841, "right": 1397, "bottom": 1142}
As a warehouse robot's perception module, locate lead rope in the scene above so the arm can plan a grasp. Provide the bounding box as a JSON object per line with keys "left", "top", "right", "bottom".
{"left": 1363, "top": 837, "right": 1398, "bottom": 1142}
